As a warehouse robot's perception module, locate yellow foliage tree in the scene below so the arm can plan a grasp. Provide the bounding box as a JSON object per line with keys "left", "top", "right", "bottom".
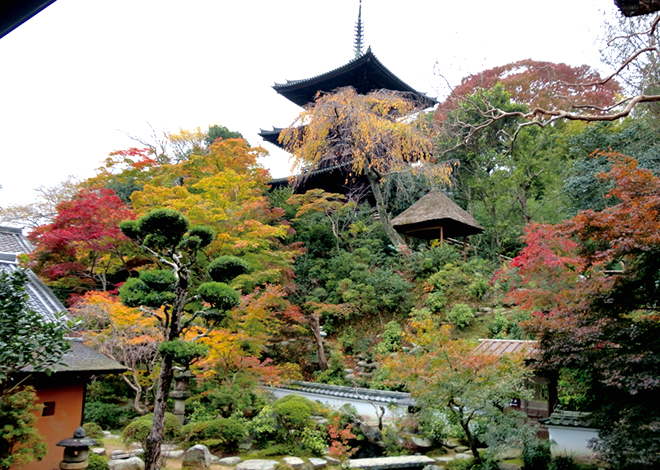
{"left": 130, "top": 138, "right": 301, "bottom": 289}
{"left": 191, "top": 284, "right": 305, "bottom": 384}
{"left": 281, "top": 87, "right": 450, "bottom": 246}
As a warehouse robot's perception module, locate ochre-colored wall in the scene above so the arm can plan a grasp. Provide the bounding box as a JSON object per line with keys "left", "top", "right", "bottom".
{"left": 19, "top": 382, "right": 85, "bottom": 470}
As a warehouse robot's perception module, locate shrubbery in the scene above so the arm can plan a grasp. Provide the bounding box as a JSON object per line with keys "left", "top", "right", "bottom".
{"left": 181, "top": 417, "right": 248, "bottom": 453}
{"left": 446, "top": 303, "right": 474, "bottom": 330}
{"left": 299, "top": 427, "right": 328, "bottom": 456}
{"left": 82, "top": 422, "right": 105, "bottom": 439}
{"left": 521, "top": 439, "right": 552, "bottom": 470}
{"left": 373, "top": 321, "right": 404, "bottom": 356}
{"left": 272, "top": 395, "right": 316, "bottom": 433}
{"left": 87, "top": 453, "right": 109, "bottom": 470}
{"left": 122, "top": 412, "right": 182, "bottom": 447}
{"left": 84, "top": 402, "right": 137, "bottom": 430}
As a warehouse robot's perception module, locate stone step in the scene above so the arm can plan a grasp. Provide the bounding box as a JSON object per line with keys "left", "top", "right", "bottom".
{"left": 348, "top": 456, "right": 436, "bottom": 469}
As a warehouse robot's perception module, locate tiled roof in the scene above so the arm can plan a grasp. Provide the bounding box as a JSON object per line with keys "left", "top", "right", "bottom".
{"left": 0, "top": 226, "right": 34, "bottom": 253}
{"left": 540, "top": 410, "right": 594, "bottom": 428}
{"left": 21, "top": 339, "right": 127, "bottom": 375}
{"left": 0, "top": 257, "right": 64, "bottom": 323}
{"left": 272, "top": 48, "right": 437, "bottom": 109}
{"left": 277, "top": 380, "right": 415, "bottom": 406}
{"left": 475, "top": 339, "right": 539, "bottom": 357}
{"left": 0, "top": 226, "right": 126, "bottom": 375}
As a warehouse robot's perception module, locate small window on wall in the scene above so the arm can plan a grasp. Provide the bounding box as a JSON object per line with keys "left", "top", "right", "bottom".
{"left": 42, "top": 402, "right": 55, "bottom": 416}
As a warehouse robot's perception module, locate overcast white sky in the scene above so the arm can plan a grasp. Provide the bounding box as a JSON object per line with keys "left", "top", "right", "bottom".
{"left": 0, "top": 0, "right": 618, "bottom": 207}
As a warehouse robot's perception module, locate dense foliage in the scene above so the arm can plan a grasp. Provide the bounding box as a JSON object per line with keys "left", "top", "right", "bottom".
{"left": 20, "top": 65, "right": 660, "bottom": 468}
{"left": 499, "top": 152, "right": 660, "bottom": 469}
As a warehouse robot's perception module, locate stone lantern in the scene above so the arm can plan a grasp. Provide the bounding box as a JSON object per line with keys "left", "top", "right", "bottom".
{"left": 170, "top": 369, "right": 193, "bottom": 423}
{"left": 55, "top": 427, "right": 98, "bottom": 470}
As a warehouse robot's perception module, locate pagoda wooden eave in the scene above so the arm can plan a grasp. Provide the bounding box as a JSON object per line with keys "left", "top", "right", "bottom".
{"left": 272, "top": 48, "right": 437, "bottom": 109}
{"left": 258, "top": 127, "right": 285, "bottom": 149}
{"left": 268, "top": 161, "right": 371, "bottom": 198}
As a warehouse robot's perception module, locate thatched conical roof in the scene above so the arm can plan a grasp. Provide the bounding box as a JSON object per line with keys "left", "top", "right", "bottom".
{"left": 391, "top": 190, "right": 483, "bottom": 240}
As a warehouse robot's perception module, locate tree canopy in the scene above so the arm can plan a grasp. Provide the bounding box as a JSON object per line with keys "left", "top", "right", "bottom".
{"left": 281, "top": 87, "right": 449, "bottom": 246}
{"left": 498, "top": 152, "right": 660, "bottom": 468}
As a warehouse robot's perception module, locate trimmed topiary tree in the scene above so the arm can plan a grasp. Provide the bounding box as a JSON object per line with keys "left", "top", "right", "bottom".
{"left": 117, "top": 209, "right": 249, "bottom": 470}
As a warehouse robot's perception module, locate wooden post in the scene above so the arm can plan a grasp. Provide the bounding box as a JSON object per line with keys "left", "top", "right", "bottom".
{"left": 463, "top": 236, "right": 467, "bottom": 261}
{"left": 440, "top": 226, "right": 444, "bottom": 247}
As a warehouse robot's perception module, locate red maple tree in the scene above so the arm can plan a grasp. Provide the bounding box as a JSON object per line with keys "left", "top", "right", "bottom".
{"left": 497, "top": 151, "right": 660, "bottom": 468}
{"left": 29, "top": 188, "right": 137, "bottom": 299}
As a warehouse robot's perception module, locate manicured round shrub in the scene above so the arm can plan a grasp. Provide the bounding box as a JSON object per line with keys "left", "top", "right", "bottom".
{"left": 273, "top": 395, "right": 315, "bottom": 431}
{"left": 197, "top": 282, "right": 240, "bottom": 312}
{"left": 188, "top": 225, "right": 215, "bottom": 247}
{"left": 82, "top": 422, "right": 104, "bottom": 439}
{"left": 122, "top": 412, "right": 182, "bottom": 447}
{"left": 208, "top": 256, "right": 250, "bottom": 283}
{"left": 138, "top": 209, "right": 189, "bottom": 248}
{"left": 158, "top": 340, "right": 208, "bottom": 368}
{"left": 139, "top": 270, "right": 176, "bottom": 292}
{"left": 118, "top": 276, "right": 177, "bottom": 308}
{"left": 181, "top": 417, "right": 248, "bottom": 452}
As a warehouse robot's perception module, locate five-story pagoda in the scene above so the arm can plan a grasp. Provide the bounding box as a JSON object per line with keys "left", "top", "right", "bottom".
{"left": 260, "top": 1, "right": 436, "bottom": 195}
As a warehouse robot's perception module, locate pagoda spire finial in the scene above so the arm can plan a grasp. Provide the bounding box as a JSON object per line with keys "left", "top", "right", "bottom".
{"left": 353, "top": 0, "right": 364, "bottom": 59}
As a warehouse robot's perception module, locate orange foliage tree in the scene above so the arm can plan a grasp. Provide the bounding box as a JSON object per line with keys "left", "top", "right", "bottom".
{"left": 437, "top": 60, "right": 620, "bottom": 122}
{"left": 72, "top": 291, "right": 162, "bottom": 414}
{"left": 382, "top": 318, "right": 531, "bottom": 465}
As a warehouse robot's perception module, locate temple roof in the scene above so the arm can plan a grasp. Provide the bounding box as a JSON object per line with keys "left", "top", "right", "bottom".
{"left": 0, "top": 225, "right": 34, "bottom": 254}
{"left": 259, "top": 127, "right": 285, "bottom": 149}
{"left": 391, "top": 190, "right": 483, "bottom": 240}
{"left": 475, "top": 339, "right": 538, "bottom": 357}
{"left": 272, "top": 48, "right": 437, "bottom": 109}
{"left": 273, "top": 380, "right": 415, "bottom": 407}
{"left": 0, "top": 226, "right": 126, "bottom": 376}
{"left": 21, "top": 338, "right": 127, "bottom": 375}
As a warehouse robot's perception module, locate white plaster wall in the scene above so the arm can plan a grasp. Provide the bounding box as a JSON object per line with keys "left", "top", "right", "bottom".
{"left": 547, "top": 426, "right": 599, "bottom": 457}
{"left": 268, "top": 387, "right": 404, "bottom": 422}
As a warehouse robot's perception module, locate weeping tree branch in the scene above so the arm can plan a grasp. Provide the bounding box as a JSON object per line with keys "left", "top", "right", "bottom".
{"left": 437, "top": 12, "right": 660, "bottom": 152}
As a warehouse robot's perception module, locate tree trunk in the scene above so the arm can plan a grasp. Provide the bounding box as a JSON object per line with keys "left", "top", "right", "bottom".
{"left": 143, "top": 354, "right": 175, "bottom": 470}
{"left": 461, "top": 419, "right": 481, "bottom": 465}
{"left": 364, "top": 167, "right": 403, "bottom": 247}
{"left": 308, "top": 313, "right": 328, "bottom": 371}
{"left": 122, "top": 373, "right": 147, "bottom": 415}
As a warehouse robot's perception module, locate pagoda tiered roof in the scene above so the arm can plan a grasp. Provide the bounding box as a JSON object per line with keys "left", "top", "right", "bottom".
{"left": 259, "top": 48, "right": 437, "bottom": 152}
{"left": 272, "top": 47, "right": 436, "bottom": 108}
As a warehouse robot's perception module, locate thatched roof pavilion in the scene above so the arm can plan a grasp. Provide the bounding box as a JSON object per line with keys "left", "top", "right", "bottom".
{"left": 391, "top": 190, "right": 483, "bottom": 241}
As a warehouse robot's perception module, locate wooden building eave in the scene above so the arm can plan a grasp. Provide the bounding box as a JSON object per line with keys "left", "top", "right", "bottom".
{"left": 272, "top": 48, "right": 437, "bottom": 109}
